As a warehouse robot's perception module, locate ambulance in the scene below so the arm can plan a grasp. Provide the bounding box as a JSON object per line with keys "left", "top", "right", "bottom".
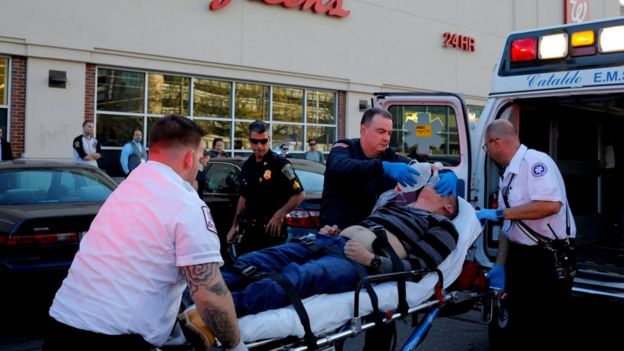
{"left": 373, "top": 15, "right": 624, "bottom": 338}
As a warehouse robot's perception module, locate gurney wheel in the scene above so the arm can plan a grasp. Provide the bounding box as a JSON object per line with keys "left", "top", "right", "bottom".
{"left": 488, "top": 299, "right": 510, "bottom": 351}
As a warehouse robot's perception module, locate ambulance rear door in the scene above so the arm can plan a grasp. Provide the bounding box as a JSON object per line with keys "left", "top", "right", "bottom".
{"left": 372, "top": 93, "right": 471, "bottom": 200}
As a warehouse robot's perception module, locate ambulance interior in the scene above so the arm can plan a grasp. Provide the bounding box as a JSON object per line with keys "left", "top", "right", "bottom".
{"left": 486, "top": 93, "right": 624, "bottom": 281}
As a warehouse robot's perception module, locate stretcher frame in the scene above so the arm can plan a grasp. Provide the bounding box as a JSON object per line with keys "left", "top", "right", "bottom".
{"left": 241, "top": 269, "right": 495, "bottom": 351}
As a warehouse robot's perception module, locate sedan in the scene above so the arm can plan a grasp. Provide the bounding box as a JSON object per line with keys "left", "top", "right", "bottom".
{"left": 0, "top": 160, "right": 116, "bottom": 273}
{"left": 199, "top": 157, "right": 324, "bottom": 256}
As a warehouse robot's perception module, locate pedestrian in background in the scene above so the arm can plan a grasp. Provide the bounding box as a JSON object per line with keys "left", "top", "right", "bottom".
{"left": 0, "top": 127, "right": 13, "bottom": 161}
{"left": 119, "top": 129, "right": 146, "bottom": 175}
{"left": 195, "top": 149, "right": 210, "bottom": 195}
{"left": 72, "top": 120, "right": 101, "bottom": 168}
{"left": 45, "top": 115, "right": 246, "bottom": 351}
{"left": 477, "top": 119, "right": 576, "bottom": 348}
{"left": 303, "top": 138, "right": 324, "bottom": 163}
{"left": 278, "top": 143, "right": 291, "bottom": 158}
{"left": 227, "top": 121, "right": 304, "bottom": 255}
{"left": 208, "top": 137, "right": 227, "bottom": 158}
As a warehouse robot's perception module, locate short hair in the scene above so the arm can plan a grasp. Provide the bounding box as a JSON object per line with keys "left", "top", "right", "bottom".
{"left": 280, "top": 143, "right": 288, "bottom": 149}
{"left": 360, "top": 108, "right": 392, "bottom": 126}
{"left": 307, "top": 139, "right": 316, "bottom": 144}
{"left": 149, "top": 114, "right": 206, "bottom": 149}
{"left": 249, "top": 120, "right": 268, "bottom": 135}
{"left": 82, "top": 120, "right": 93, "bottom": 128}
{"left": 212, "top": 137, "right": 223, "bottom": 148}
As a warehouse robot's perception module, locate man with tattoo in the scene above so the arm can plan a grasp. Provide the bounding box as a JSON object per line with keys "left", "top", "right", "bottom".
{"left": 44, "top": 115, "right": 246, "bottom": 351}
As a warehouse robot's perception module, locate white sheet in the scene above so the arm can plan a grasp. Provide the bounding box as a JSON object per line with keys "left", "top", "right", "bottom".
{"left": 238, "top": 197, "right": 482, "bottom": 343}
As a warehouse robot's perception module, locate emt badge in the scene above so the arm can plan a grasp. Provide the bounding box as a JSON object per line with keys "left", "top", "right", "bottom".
{"left": 201, "top": 206, "right": 218, "bottom": 234}
{"left": 263, "top": 170, "right": 272, "bottom": 180}
{"left": 532, "top": 162, "right": 548, "bottom": 177}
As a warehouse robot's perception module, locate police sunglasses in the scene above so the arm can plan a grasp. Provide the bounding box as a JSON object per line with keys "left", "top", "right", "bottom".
{"left": 249, "top": 138, "right": 269, "bottom": 145}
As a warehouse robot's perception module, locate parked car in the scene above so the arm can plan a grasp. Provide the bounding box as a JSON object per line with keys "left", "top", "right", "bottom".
{"left": 199, "top": 157, "right": 324, "bottom": 255}
{"left": 0, "top": 160, "right": 116, "bottom": 273}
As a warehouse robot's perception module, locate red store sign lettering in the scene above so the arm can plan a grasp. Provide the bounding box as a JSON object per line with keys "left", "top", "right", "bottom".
{"left": 442, "top": 32, "right": 475, "bottom": 53}
{"left": 209, "top": 0, "right": 350, "bottom": 18}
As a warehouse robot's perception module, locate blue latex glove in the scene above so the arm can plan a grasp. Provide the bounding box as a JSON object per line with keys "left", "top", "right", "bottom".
{"left": 382, "top": 161, "right": 420, "bottom": 187}
{"left": 476, "top": 209, "right": 501, "bottom": 222}
{"left": 485, "top": 264, "right": 505, "bottom": 291}
{"left": 434, "top": 171, "right": 457, "bottom": 196}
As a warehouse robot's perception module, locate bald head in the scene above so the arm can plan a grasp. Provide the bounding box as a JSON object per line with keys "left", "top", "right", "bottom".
{"left": 483, "top": 120, "right": 521, "bottom": 167}
{"left": 485, "top": 120, "right": 518, "bottom": 141}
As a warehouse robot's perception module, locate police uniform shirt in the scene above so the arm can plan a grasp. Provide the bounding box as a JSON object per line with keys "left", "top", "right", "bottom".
{"left": 49, "top": 161, "right": 223, "bottom": 346}
{"left": 239, "top": 150, "right": 303, "bottom": 221}
{"left": 321, "top": 138, "right": 410, "bottom": 229}
{"left": 498, "top": 144, "right": 577, "bottom": 245}
{"left": 72, "top": 134, "right": 100, "bottom": 168}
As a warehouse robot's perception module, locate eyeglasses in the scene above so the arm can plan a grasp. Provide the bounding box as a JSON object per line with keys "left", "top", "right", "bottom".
{"left": 282, "top": 148, "right": 289, "bottom": 151}
{"left": 309, "top": 143, "right": 316, "bottom": 146}
{"left": 249, "top": 138, "right": 269, "bottom": 145}
{"left": 481, "top": 138, "right": 499, "bottom": 152}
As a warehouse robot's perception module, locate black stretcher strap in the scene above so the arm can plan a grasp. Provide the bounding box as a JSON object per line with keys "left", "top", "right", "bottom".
{"left": 269, "top": 274, "right": 318, "bottom": 350}
{"left": 369, "top": 225, "right": 410, "bottom": 318}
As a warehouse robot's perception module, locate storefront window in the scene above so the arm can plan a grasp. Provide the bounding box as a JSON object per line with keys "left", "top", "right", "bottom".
{"left": 96, "top": 114, "right": 143, "bottom": 147}
{"left": 305, "top": 125, "right": 336, "bottom": 152}
{"left": 0, "top": 58, "right": 7, "bottom": 105}
{"left": 97, "top": 69, "right": 145, "bottom": 113}
{"left": 193, "top": 78, "right": 231, "bottom": 118}
{"left": 272, "top": 123, "right": 304, "bottom": 151}
{"left": 235, "top": 83, "right": 270, "bottom": 120}
{"left": 273, "top": 86, "right": 303, "bottom": 122}
{"left": 96, "top": 68, "right": 338, "bottom": 173}
{"left": 307, "top": 90, "right": 336, "bottom": 124}
{"left": 0, "top": 57, "right": 7, "bottom": 134}
{"left": 388, "top": 105, "right": 460, "bottom": 165}
{"left": 147, "top": 74, "right": 190, "bottom": 116}
{"left": 194, "top": 119, "right": 232, "bottom": 150}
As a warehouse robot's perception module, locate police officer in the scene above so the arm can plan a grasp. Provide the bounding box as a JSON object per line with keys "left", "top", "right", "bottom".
{"left": 477, "top": 119, "right": 576, "bottom": 348}
{"left": 72, "top": 120, "right": 101, "bottom": 168}
{"left": 227, "top": 120, "right": 305, "bottom": 255}
{"left": 320, "top": 107, "right": 458, "bottom": 351}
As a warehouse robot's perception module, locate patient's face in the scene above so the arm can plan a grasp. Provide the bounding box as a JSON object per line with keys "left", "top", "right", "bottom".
{"left": 413, "top": 186, "right": 453, "bottom": 217}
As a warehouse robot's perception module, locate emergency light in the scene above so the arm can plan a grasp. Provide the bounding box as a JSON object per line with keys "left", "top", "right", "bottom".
{"left": 599, "top": 25, "right": 624, "bottom": 53}
{"left": 539, "top": 33, "right": 568, "bottom": 59}
{"left": 510, "top": 38, "right": 537, "bottom": 62}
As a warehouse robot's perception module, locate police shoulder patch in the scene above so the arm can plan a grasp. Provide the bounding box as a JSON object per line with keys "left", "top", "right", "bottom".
{"left": 531, "top": 162, "right": 548, "bottom": 177}
{"left": 281, "top": 163, "right": 296, "bottom": 180}
{"left": 74, "top": 141, "right": 81, "bottom": 148}
{"left": 201, "top": 206, "right": 218, "bottom": 234}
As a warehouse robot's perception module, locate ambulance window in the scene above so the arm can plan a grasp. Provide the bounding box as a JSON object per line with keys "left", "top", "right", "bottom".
{"left": 388, "top": 105, "right": 460, "bottom": 166}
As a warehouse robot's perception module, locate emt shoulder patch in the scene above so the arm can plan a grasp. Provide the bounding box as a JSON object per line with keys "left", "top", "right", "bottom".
{"left": 281, "top": 163, "right": 296, "bottom": 180}
{"left": 531, "top": 162, "right": 548, "bottom": 177}
{"left": 201, "top": 206, "right": 218, "bottom": 234}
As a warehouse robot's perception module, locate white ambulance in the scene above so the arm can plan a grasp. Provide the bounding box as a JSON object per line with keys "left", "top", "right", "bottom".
{"left": 373, "top": 15, "right": 624, "bottom": 338}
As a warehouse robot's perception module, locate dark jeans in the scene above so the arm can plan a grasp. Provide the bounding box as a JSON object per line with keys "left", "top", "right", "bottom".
{"left": 506, "top": 242, "right": 573, "bottom": 348}
{"left": 42, "top": 317, "right": 152, "bottom": 351}
{"left": 223, "top": 235, "right": 365, "bottom": 317}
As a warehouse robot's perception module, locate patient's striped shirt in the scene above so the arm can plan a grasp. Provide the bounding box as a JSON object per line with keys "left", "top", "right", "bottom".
{"left": 360, "top": 204, "right": 459, "bottom": 272}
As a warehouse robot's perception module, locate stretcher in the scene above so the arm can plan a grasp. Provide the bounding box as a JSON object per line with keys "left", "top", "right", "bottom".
{"left": 177, "top": 197, "right": 488, "bottom": 351}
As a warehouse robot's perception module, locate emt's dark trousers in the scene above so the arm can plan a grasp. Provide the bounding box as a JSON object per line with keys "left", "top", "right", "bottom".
{"left": 42, "top": 317, "right": 152, "bottom": 351}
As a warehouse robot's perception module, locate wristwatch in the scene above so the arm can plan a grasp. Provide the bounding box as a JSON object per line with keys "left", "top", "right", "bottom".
{"left": 370, "top": 255, "right": 383, "bottom": 272}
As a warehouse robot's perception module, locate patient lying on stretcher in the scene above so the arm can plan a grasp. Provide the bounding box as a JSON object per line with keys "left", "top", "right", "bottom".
{"left": 221, "top": 177, "right": 459, "bottom": 317}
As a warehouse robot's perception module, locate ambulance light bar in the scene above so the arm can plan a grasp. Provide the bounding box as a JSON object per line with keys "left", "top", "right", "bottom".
{"left": 509, "top": 24, "right": 624, "bottom": 63}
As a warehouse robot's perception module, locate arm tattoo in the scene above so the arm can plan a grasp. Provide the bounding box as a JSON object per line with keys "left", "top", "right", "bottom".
{"left": 201, "top": 307, "right": 238, "bottom": 348}
{"left": 182, "top": 263, "right": 227, "bottom": 296}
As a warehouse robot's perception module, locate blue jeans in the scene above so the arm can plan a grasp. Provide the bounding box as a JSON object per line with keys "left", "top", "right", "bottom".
{"left": 222, "top": 235, "right": 367, "bottom": 317}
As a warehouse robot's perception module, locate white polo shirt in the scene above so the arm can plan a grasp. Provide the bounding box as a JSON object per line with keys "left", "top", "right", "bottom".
{"left": 498, "top": 144, "right": 576, "bottom": 245}
{"left": 50, "top": 161, "right": 223, "bottom": 346}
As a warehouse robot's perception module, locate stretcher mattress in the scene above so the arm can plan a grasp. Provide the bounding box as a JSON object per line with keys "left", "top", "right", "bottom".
{"left": 238, "top": 197, "right": 482, "bottom": 343}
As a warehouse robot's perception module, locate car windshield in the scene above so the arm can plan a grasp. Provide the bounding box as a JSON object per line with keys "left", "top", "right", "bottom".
{"left": 295, "top": 169, "right": 324, "bottom": 193}
{"left": 0, "top": 168, "right": 114, "bottom": 205}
